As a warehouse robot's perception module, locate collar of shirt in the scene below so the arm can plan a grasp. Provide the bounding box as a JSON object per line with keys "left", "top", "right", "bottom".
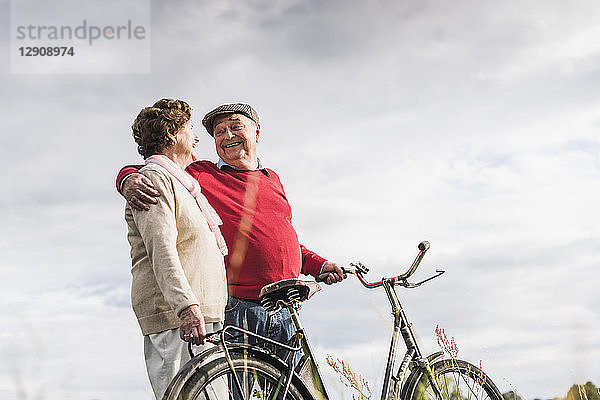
{"left": 217, "top": 158, "right": 270, "bottom": 176}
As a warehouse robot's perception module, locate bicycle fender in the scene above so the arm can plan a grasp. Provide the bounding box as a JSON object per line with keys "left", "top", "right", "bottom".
{"left": 162, "top": 344, "right": 226, "bottom": 399}
{"left": 162, "top": 343, "right": 317, "bottom": 400}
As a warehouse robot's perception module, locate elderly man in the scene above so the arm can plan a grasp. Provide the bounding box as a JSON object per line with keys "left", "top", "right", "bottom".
{"left": 117, "top": 103, "right": 345, "bottom": 349}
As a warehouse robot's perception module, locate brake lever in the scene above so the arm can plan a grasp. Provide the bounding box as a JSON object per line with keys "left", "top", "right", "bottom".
{"left": 347, "top": 262, "right": 369, "bottom": 275}
{"left": 399, "top": 269, "right": 445, "bottom": 288}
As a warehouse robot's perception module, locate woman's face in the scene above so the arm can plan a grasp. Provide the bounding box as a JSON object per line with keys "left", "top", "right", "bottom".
{"left": 173, "top": 120, "right": 198, "bottom": 155}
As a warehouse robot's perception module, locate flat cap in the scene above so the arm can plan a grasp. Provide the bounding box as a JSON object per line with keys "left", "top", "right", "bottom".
{"left": 202, "top": 103, "right": 259, "bottom": 136}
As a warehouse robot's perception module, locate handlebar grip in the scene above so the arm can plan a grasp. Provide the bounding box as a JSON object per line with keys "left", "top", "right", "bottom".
{"left": 418, "top": 241, "right": 430, "bottom": 251}
{"left": 316, "top": 267, "right": 349, "bottom": 282}
{"left": 316, "top": 273, "right": 329, "bottom": 282}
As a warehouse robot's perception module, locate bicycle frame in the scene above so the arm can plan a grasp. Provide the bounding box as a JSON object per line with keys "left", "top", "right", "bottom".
{"left": 287, "top": 303, "right": 330, "bottom": 400}
{"left": 378, "top": 278, "right": 444, "bottom": 399}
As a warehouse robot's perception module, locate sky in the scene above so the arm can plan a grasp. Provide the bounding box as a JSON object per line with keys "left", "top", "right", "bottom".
{"left": 1, "top": 0, "right": 599, "bottom": 399}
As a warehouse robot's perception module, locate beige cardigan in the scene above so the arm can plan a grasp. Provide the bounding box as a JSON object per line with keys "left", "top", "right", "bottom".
{"left": 125, "top": 164, "right": 227, "bottom": 335}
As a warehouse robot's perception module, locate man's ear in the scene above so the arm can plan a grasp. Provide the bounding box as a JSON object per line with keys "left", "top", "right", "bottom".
{"left": 255, "top": 123, "right": 261, "bottom": 142}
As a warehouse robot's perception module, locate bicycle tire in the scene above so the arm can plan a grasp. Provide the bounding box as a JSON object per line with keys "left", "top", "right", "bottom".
{"left": 178, "top": 354, "right": 308, "bottom": 400}
{"left": 408, "top": 358, "right": 503, "bottom": 400}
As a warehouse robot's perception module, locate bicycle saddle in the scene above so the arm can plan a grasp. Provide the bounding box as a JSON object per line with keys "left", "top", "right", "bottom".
{"left": 259, "top": 279, "right": 321, "bottom": 303}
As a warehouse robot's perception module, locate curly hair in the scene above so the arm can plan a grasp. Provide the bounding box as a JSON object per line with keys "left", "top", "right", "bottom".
{"left": 132, "top": 98, "right": 191, "bottom": 158}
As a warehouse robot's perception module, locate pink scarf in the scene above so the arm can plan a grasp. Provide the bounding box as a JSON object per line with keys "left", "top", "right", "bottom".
{"left": 145, "top": 155, "right": 228, "bottom": 256}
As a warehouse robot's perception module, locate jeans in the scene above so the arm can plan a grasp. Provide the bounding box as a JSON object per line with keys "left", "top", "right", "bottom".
{"left": 223, "top": 297, "right": 300, "bottom": 399}
{"left": 224, "top": 296, "right": 298, "bottom": 362}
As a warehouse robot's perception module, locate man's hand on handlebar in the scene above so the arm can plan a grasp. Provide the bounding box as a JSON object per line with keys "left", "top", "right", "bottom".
{"left": 318, "top": 261, "right": 347, "bottom": 285}
{"left": 122, "top": 173, "right": 160, "bottom": 211}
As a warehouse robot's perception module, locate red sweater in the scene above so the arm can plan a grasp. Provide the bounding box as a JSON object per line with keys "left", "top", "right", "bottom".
{"left": 117, "top": 161, "right": 326, "bottom": 300}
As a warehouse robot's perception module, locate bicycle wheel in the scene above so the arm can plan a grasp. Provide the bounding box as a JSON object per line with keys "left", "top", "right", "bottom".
{"left": 410, "top": 359, "right": 503, "bottom": 400}
{"left": 179, "top": 354, "right": 307, "bottom": 400}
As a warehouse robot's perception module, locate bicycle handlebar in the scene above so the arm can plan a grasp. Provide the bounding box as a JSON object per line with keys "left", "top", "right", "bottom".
{"left": 318, "top": 241, "right": 443, "bottom": 289}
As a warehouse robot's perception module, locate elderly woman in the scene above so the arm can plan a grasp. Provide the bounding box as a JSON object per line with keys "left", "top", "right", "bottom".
{"left": 125, "top": 99, "right": 227, "bottom": 399}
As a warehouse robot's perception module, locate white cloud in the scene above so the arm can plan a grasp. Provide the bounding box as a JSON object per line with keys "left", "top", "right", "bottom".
{"left": 2, "top": 0, "right": 600, "bottom": 398}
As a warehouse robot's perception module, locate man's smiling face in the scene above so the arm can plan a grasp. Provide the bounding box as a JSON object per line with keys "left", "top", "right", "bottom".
{"left": 212, "top": 113, "right": 260, "bottom": 169}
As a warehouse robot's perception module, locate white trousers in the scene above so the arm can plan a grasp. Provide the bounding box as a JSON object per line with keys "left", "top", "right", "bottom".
{"left": 143, "top": 322, "right": 223, "bottom": 399}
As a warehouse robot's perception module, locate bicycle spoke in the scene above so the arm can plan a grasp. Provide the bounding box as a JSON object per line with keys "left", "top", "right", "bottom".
{"left": 262, "top": 375, "right": 270, "bottom": 399}
{"left": 439, "top": 374, "right": 451, "bottom": 399}
{"left": 443, "top": 366, "right": 478, "bottom": 400}
{"left": 458, "top": 366, "right": 484, "bottom": 400}
{"left": 449, "top": 368, "right": 462, "bottom": 399}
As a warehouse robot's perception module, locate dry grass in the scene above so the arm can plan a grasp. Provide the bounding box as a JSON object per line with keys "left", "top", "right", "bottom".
{"left": 326, "top": 354, "right": 372, "bottom": 400}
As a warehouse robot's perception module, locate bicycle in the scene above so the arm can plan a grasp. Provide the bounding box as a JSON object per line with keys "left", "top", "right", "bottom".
{"left": 163, "top": 241, "right": 504, "bottom": 400}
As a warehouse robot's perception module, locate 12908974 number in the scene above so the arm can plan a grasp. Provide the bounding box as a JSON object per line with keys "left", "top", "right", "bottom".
{"left": 19, "top": 47, "right": 75, "bottom": 56}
